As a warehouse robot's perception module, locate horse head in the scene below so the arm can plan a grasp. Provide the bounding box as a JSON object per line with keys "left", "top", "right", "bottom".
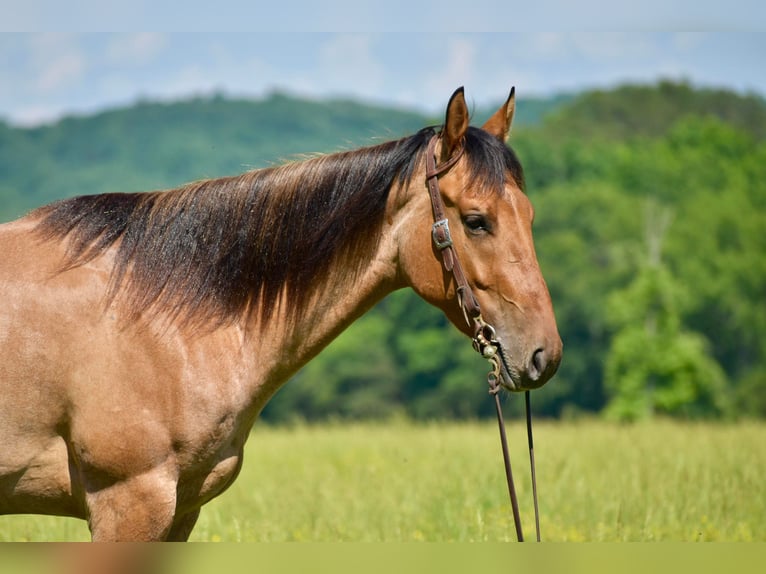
{"left": 397, "top": 87, "right": 562, "bottom": 392}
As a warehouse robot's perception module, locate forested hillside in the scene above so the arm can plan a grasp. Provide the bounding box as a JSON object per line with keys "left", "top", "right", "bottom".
{"left": 1, "top": 81, "right": 763, "bottom": 421}
{"left": 0, "top": 92, "right": 432, "bottom": 222}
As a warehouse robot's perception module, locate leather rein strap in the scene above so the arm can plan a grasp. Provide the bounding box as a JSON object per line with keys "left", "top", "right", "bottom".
{"left": 425, "top": 134, "right": 541, "bottom": 542}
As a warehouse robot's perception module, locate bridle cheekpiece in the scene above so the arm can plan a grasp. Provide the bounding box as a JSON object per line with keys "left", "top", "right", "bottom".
{"left": 425, "top": 135, "right": 503, "bottom": 378}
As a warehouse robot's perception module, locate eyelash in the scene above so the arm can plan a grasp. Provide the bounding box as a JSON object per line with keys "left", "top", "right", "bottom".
{"left": 462, "top": 214, "right": 491, "bottom": 235}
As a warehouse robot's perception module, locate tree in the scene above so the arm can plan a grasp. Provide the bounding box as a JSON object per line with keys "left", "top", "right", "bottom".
{"left": 261, "top": 312, "right": 403, "bottom": 422}
{"left": 603, "top": 202, "right": 730, "bottom": 421}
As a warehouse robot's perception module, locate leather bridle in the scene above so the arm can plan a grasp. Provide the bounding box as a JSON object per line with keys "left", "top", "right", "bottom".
{"left": 425, "top": 134, "right": 541, "bottom": 542}
{"left": 425, "top": 135, "right": 499, "bottom": 355}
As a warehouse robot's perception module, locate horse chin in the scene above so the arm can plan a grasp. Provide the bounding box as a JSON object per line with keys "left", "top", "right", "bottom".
{"left": 495, "top": 342, "right": 525, "bottom": 393}
{"left": 500, "top": 372, "right": 523, "bottom": 393}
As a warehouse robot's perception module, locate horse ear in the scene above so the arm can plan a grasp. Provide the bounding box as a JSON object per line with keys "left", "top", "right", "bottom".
{"left": 482, "top": 87, "right": 516, "bottom": 143}
{"left": 443, "top": 87, "right": 469, "bottom": 158}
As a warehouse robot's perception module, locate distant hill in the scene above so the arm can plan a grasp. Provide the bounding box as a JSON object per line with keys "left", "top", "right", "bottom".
{"left": 1, "top": 81, "right": 764, "bottom": 223}
{"left": 538, "top": 80, "right": 766, "bottom": 141}
{"left": 0, "top": 92, "right": 431, "bottom": 221}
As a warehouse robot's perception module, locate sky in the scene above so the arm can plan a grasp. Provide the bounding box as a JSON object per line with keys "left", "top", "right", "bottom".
{"left": 2, "top": 29, "right": 765, "bottom": 127}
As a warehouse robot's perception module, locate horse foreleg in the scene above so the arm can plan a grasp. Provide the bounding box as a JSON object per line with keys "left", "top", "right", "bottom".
{"left": 84, "top": 468, "right": 178, "bottom": 542}
{"left": 166, "top": 508, "right": 201, "bottom": 541}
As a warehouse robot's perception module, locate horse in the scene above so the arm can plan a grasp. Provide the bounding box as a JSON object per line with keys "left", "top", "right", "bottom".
{"left": 0, "top": 87, "right": 562, "bottom": 541}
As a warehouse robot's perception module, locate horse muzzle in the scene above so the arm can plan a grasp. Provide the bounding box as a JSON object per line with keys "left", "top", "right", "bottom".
{"left": 473, "top": 319, "right": 561, "bottom": 392}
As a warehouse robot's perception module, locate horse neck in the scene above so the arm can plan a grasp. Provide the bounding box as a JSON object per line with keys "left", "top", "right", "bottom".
{"left": 260, "top": 220, "right": 398, "bottom": 379}
{"left": 250, "top": 181, "right": 409, "bottom": 384}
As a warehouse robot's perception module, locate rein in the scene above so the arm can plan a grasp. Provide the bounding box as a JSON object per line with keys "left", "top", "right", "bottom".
{"left": 425, "top": 135, "right": 541, "bottom": 542}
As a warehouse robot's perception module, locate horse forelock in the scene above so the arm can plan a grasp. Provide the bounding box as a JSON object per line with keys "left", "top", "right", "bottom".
{"left": 461, "top": 126, "right": 526, "bottom": 195}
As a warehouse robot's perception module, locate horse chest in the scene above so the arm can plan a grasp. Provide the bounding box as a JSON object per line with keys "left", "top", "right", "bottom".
{"left": 175, "top": 418, "right": 249, "bottom": 509}
{"left": 192, "top": 449, "right": 244, "bottom": 506}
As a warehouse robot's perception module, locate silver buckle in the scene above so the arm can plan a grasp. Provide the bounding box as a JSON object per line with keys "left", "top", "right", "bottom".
{"left": 432, "top": 219, "right": 453, "bottom": 250}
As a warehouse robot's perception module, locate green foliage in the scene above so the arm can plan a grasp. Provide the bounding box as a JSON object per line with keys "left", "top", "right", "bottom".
{"left": 604, "top": 253, "right": 729, "bottom": 421}
{"left": 2, "top": 81, "right": 765, "bottom": 420}
{"left": 0, "top": 92, "right": 428, "bottom": 222}
{"left": 540, "top": 79, "right": 766, "bottom": 141}
{"left": 261, "top": 290, "right": 492, "bottom": 423}
{"left": 264, "top": 312, "right": 403, "bottom": 422}
{"left": 512, "top": 86, "right": 766, "bottom": 420}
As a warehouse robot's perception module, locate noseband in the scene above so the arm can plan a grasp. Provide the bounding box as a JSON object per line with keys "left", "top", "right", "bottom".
{"left": 425, "top": 134, "right": 540, "bottom": 542}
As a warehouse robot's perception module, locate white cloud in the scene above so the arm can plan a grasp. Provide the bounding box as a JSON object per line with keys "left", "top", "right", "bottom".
{"left": 527, "top": 33, "right": 660, "bottom": 63}
{"left": 142, "top": 64, "right": 215, "bottom": 101}
{"left": 106, "top": 33, "right": 166, "bottom": 65}
{"left": 576, "top": 34, "right": 659, "bottom": 61}
{"left": 9, "top": 104, "right": 65, "bottom": 127}
{"left": 315, "top": 34, "right": 384, "bottom": 96}
{"left": 27, "top": 34, "right": 87, "bottom": 92}
{"left": 528, "top": 33, "right": 566, "bottom": 59}
{"left": 424, "top": 37, "right": 479, "bottom": 99}
{"left": 670, "top": 32, "right": 708, "bottom": 52}
{"left": 37, "top": 52, "right": 85, "bottom": 91}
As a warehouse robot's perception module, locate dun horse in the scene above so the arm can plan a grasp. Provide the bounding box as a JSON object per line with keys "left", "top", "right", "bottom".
{"left": 0, "top": 88, "right": 561, "bottom": 541}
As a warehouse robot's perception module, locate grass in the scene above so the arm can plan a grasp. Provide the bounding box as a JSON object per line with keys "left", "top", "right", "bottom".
{"left": 1, "top": 419, "right": 764, "bottom": 541}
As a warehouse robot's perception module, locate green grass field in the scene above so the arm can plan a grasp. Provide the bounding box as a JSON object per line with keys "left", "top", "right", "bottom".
{"left": 1, "top": 419, "right": 764, "bottom": 542}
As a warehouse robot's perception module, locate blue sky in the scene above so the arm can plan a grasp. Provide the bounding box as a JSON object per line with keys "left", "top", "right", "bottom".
{"left": 2, "top": 31, "right": 764, "bottom": 126}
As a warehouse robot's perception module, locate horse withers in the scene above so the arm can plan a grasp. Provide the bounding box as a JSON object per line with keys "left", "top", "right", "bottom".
{"left": 0, "top": 87, "right": 561, "bottom": 540}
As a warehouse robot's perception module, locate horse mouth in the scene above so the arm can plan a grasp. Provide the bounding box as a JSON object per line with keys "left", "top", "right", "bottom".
{"left": 493, "top": 340, "right": 523, "bottom": 392}
{"left": 496, "top": 340, "right": 547, "bottom": 393}
{"left": 475, "top": 329, "right": 526, "bottom": 393}
{"left": 475, "top": 323, "right": 547, "bottom": 393}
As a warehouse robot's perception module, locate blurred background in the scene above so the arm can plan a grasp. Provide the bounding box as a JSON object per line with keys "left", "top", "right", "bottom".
{"left": 1, "top": 32, "right": 764, "bottom": 423}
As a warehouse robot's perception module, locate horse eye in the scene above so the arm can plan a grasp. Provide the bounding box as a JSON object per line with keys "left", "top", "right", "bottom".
{"left": 463, "top": 214, "right": 491, "bottom": 235}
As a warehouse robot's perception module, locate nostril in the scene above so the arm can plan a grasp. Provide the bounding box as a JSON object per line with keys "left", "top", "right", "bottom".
{"left": 530, "top": 348, "right": 546, "bottom": 381}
